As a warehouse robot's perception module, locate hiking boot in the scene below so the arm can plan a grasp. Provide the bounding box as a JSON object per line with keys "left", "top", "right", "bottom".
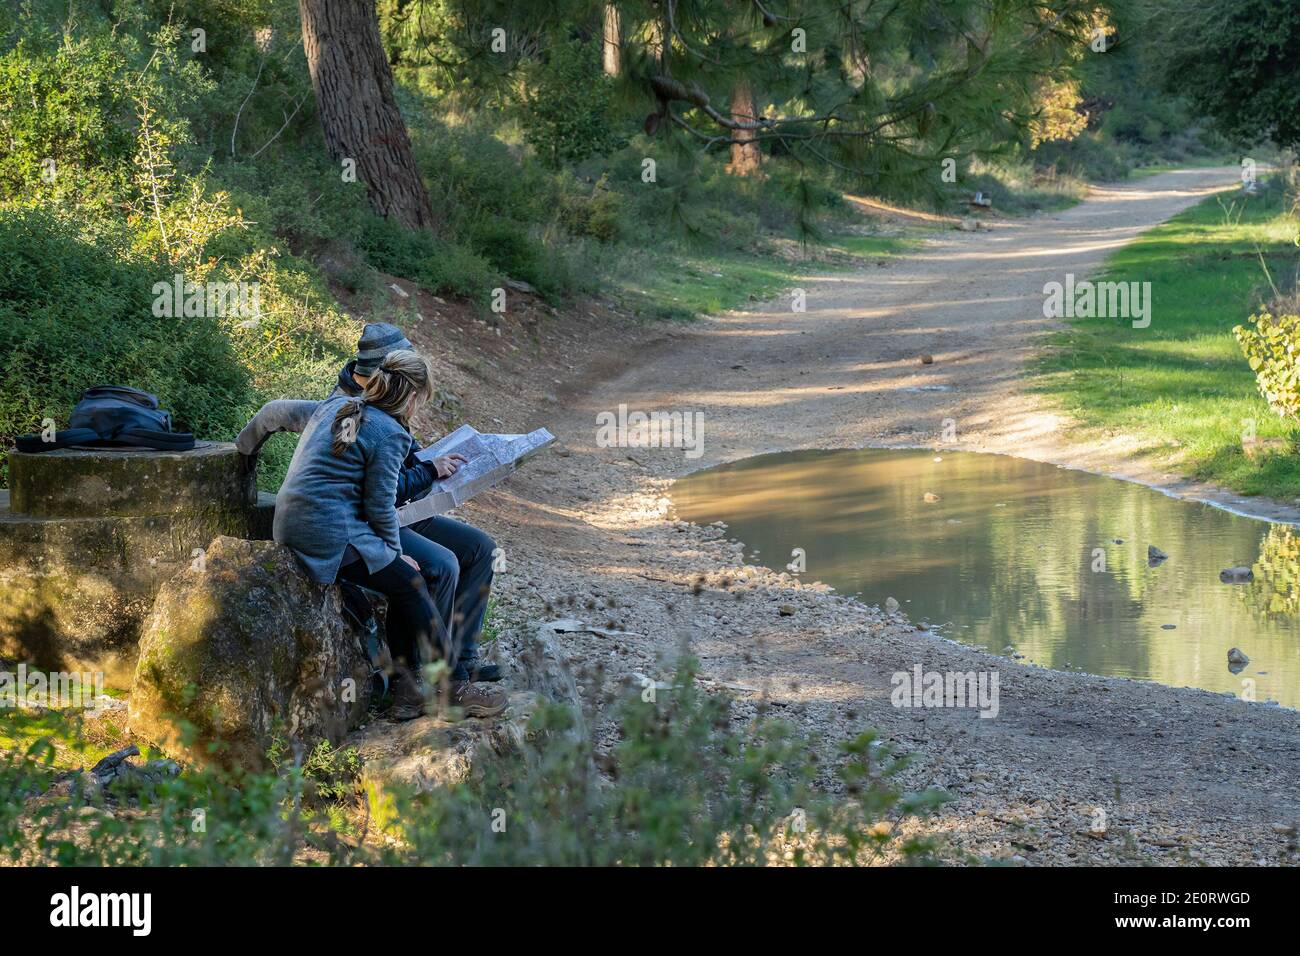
{"left": 455, "top": 653, "right": 503, "bottom": 683}
{"left": 446, "top": 680, "right": 508, "bottom": 719}
{"left": 388, "top": 668, "right": 428, "bottom": 721}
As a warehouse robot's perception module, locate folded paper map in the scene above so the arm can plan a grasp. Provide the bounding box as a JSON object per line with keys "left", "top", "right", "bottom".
{"left": 396, "top": 424, "right": 554, "bottom": 526}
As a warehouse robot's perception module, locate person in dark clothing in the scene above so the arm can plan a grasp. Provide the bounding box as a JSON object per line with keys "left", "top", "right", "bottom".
{"left": 270, "top": 349, "right": 506, "bottom": 720}
{"left": 238, "top": 322, "right": 504, "bottom": 684}
{"left": 331, "top": 324, "right": 501, "bottom": 683}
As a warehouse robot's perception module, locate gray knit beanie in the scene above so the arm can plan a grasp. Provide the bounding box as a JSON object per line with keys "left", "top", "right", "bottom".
{"left": 354, "top": 322, "right": 413, "bottom": 376}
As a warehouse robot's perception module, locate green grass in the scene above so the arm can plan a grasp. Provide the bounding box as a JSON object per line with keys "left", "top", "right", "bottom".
{"left": 1032, "top": 181, "right": 1300, "bottom": 498}
{"left": 0, "top": 709, "right": 132, "bottom": 772}
{"left": 962, "top": 157, "right": 1088, "bottom": 214}
{"left": 1129, "top": 156, "right": 1237, "bottom": 179}
{"left": 830, "top": 235, "right": 921, "bottom": 258}
{"left": 1129, "top": 163, "right": 1200, "bottom": 179}
{"left": 610, "top": 234, "right": 916, "bottom": 322}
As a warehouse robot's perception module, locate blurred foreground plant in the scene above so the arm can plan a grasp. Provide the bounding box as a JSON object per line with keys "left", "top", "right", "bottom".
{"left": 1, "top": 657, "right": 947, "bottom": 866}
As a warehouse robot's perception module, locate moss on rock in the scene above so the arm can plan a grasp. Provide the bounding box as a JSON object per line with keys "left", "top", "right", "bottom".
{"left": 0, "top": 489, "right": 271, "bottom": 686}
{"left": 8, "top": 442, "right": 255, "bottom": 519}
{"left": 0, "top": 441, "right": 270, "bottom": 684}
{"left": 127, "top": 537, "right": 372, "bottom": 773}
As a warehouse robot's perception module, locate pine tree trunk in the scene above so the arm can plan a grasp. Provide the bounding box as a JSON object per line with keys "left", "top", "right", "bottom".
{"left": 602, "top": 4, "right": 621, "bottom": 77}
{"left": 298, "top": 0, "right": 437, "bottom": 230}
{"left": 728, "top": 77, "right": 762, "bottom": 176}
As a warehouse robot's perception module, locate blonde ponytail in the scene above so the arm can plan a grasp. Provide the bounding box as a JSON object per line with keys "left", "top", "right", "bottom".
{"left": 331, "top": 398, "right": 366, "bottom": 456}
{"left": 330, "top": 349, "right": 432, "bottom": 456}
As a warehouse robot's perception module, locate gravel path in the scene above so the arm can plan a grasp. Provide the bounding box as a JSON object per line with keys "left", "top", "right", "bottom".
{"left": 463, "top": 167, "right": 1300, "bottom": 865}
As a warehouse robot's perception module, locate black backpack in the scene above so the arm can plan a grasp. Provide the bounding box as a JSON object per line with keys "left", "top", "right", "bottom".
{"left": 337, "top": 580, "right": 391, "bottom": 699}
{"left": 15, "top": 385, "right": 195, "bottom": 453}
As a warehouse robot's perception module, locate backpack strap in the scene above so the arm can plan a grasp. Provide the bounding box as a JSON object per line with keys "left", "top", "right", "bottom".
{"left": 13, "top": 428, "right": 102, "bottom": 453}
{"left": 337, "top": 581, "right": 390, "bottom": 697}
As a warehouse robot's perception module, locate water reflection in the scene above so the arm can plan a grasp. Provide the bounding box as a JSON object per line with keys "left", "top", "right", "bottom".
{"left": 672, "top": 448, "right": 1300, "bottom": 708}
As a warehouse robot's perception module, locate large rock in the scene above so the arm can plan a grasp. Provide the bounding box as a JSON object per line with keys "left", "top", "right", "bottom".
{"left": 0, "top": 495, "right": 274, "bottom": 687}
{"left": 0, "top": 444, "right": 271, "bottom": 687}
{"left": 352, "top": 691, "right": 544, "bottom": 797}
{"left": 127, "top": 536, "right": 372, "bottom": 772}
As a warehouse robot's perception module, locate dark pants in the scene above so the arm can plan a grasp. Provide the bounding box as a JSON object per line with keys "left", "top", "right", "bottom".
{"left": 338, "top": 555, "right": 441, "bottom": 672}
{"left": 399, "top": 516, "right": 496, "bottom": 677}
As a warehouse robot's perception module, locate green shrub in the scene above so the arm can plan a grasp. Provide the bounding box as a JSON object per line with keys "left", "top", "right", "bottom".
{"left": 354, "top": 212, "right": 497, "bottom": 303}
{"left": 212, "top": 153, "right": 366, "bottom": 254}
{"left": 518, "top": 37, "right": 627, "bottom": 169}
{"left": 0, "top": 190, "right": 358, "bottom": 491}
{"left": 410, "top": 114, "right": 553, "bottom": 224}
{"left": 0, "top": 35, "right": 136, "bottom": 207}
{"left": 0, "top": 207, "right": 252, "bottom": 482}
{"left": 1235, "top": 310, "right": 1300, "bottom": 423}
{"left": 554, "top": 175, "right": 622, "bottom": 242}
{"left": 466, "top": 216, "right": 569, "bottom": 295}
{"left": 1034, "top": 130, "right": 1132, "bottom": 182}
{"left": 0, "top": 656, "right": 948, "bottom": 866}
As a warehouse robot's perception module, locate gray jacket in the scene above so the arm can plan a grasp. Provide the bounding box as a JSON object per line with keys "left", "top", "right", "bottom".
{"left": 237, "top": 396, "right": 435, "bottom": 507}
{"left": 265, "top": 396, "right": 411, "bottom": 584}
{"left": 235, "top": 399, "right": 318, "bottom": 457}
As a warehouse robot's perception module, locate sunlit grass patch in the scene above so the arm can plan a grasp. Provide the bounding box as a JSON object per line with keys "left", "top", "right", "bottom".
{"left": 608, "top": 234, "right": 917, "bottom": 322}
{"left": 1032, "top": 181, "right": 1300, "bottom": 497}
{"left": 0, "top": 708, "right": 131, "bottom": 772}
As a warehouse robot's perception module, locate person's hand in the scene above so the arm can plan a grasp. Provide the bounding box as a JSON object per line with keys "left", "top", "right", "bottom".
{"left": 401, "top": 554, "right": 420, "bottom": 571}
{"left": 431, "top": 453, "right": 468, "bottom": 479}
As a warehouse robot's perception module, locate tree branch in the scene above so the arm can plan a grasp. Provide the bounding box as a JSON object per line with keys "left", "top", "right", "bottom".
{"left": 231, "top": 57, "right": 265, "bottom": 158}
{"left": 250, "top": 94, "right": 308, "bottom": 159}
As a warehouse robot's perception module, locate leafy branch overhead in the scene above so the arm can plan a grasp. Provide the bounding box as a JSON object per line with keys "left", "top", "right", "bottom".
{"left": 392, "top": 0, "right": 1117, "bottom": 181}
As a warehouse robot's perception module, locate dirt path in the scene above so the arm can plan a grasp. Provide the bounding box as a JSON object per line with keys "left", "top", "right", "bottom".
{"left": 460, "top": 167, "right": 1300, "bottom": 865}
{"left": 584, "top": 167, "right": 1290, "bottom": 511}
